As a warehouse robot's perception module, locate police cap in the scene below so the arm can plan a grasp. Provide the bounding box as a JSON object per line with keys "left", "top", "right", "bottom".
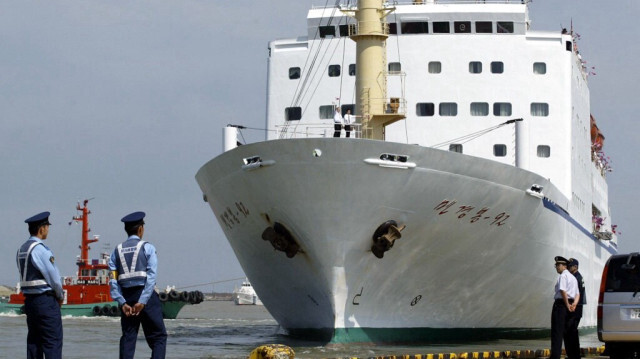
{"left": 554, "top": 256, "right": 569, "bottom": 265}
{"left": 569, "top": 258, "right": 579, "bottom": 267}
{"left": 25, "top": 211, "right": 51, "bottom": 227}
{"left": 121, "top": 211, "right": 145, "bottom": 225}
{"left": 121, "top": 211, "right": 145, "bottom": 231}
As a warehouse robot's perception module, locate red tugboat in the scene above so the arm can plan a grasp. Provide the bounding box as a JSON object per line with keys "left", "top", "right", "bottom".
{"left": 0, "top": 199, "right": 203, "bottom": 318}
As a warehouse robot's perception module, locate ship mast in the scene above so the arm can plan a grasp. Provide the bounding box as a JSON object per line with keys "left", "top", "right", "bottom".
{"left": 72, "top": 199, "right": 99, "bottom": 278}
{"left": 344, "top": 0, "right": 405, "bottom": 140}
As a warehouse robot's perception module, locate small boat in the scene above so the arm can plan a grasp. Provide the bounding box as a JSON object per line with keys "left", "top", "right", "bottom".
{"left": 0, "top": 199, "right": 203, "bottom": 319}
{"left": 233, "top": 279, "right": 263, "bottom": 305}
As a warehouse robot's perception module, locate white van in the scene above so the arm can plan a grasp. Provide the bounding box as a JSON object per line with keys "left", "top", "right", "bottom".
{"left": 598, "top": 252, "right": 640, "bottom": 359}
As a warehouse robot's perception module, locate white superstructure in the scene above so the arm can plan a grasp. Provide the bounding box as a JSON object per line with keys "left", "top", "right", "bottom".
{"left": 197, "top": 0, "right": 616, "bottom": 343}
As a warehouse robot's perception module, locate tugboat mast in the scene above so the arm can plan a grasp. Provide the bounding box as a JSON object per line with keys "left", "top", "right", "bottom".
{"left": 72, "top": 199, "right": 101, "bottom": 279}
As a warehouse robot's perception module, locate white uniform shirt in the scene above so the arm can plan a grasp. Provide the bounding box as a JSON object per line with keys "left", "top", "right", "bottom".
{"left": 554, "top": 269, "right": 579, "bottom": 300}
{"left": 344, "top": 113, "right": 354, "bottom": 124}
{"left": 334, "top": 110, "right": 343, "bottom": 124}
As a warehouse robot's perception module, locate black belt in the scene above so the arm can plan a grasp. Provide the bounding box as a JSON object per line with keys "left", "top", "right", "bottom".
{"left": 24, "top": 290, "right": 55, "bottom": 298}
{"left": 554, "top": 298, "right": 575, "bottom": 304}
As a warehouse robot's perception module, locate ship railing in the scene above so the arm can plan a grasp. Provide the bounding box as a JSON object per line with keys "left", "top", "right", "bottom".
{"left": 359, "top": 95, "right": 408, "bottom": 117}
{"left": 348, "top": 21, "right": 389, "bottom": 37}
{"left": 313, "top": 0, "right": 530, "bottom": 9}
{"left": 403, "top": 0, "right": 530, "bottom": 4}
{"left": 276, "top": 122, "right": 362, "bottom": 139}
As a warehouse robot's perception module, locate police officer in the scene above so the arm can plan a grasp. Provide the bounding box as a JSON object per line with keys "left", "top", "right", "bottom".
{"left": 108, "top": 211, "right": 167, "bottom": 359}
{"left": 550, "top": 256, "right": 580, "bottom": 359}
{"left": 566, "top": 258, "right": 586, "bottom": 359}
{"left": 17, "top": 211, "right": 64, "bottom": 359}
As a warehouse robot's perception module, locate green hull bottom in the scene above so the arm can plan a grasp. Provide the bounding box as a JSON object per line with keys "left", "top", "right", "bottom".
{"left": 0, "top": 302, "right": 119, "bottom": 317}
{"left": 288, "top": 327, "right": 562, "bottom": 344}
{"left": 0, "top": 301, "right": 189, "bottom": 319}
{"left": 160, "top": 301, "right": 189, "bottom": 319}
{"left": 288, "top": 326, "right": 597, "bottom": 344}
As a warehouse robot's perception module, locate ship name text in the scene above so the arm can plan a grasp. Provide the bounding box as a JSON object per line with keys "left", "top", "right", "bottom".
{"left": 219, "top": 202, "right": 250, "bottom": 230}
{"left": 434, "top": 199, "right": 510, "bottom": 227}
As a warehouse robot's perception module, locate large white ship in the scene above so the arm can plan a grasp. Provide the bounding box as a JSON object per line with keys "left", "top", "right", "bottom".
{"left": 196, "top": 0, "right": 617, "bottom": 343}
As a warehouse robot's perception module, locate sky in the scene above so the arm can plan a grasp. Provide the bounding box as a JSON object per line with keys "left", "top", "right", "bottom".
{"left": 1, "top": 1, "right": 638, "bottom": 293}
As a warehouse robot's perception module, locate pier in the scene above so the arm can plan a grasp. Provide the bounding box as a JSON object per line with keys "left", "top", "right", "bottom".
{"left": 249, "top": 344, "right": 607, "bottom": 359}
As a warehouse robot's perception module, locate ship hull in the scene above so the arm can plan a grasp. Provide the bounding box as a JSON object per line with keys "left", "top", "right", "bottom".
{"left": 234, "top": 293, "right": 260, "bottom": 305}
{"left": 196, "top": 138, "right": 614, "bottom": 343}
{"left": 0, "top": 301, "right": 119, "bottom": 317}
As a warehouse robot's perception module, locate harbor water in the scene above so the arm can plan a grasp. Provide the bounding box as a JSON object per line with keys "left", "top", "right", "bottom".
{"left": 0, "top": 300, "right": 603, "bottom": 358}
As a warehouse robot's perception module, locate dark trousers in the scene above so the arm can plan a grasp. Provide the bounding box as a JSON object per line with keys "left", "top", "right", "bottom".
{"left": 551, "top": 299, "right": 576, "bottom": 359}
{"left": 565, "top": 306, "right": 583, "bottom": 359}
{"left": 24, "top": 292, "right": 63, "bottom": 359}
{"left": 119, "top": 286, "right": 167, "bottom": 359}
{"left": 344, "top": 124, "right": 352, "bottom": 138}
{"left": 333, "top": 124, "right": 342, "bottom": 138}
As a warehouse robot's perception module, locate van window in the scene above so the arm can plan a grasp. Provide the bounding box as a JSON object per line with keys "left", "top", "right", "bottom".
{"left": 605, "top": 255, "right": 640, "bottom": 292}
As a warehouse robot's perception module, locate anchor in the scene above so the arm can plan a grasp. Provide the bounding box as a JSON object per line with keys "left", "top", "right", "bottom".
{"left": 371, "top": 220, "right": 406, "bottom": 259}
{"left": 261, "top": 222, "right": 300, "bottom": 258}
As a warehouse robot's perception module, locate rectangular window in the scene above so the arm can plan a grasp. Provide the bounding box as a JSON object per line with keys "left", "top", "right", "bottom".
{"left": 433, "top": 22, "right": 450, "bottom": 34}
{"left": 341, "top": 104, "right": 356, "bottom": 115}
{"left": 497, "top": 21, "right": 514, "bottom": 34}
{"left": 388, "top": 23, "right": 398, "bottom": 35}
{"left": 537, "top": 145, "right": 551, "bottom": 158}
{"left": 449, "top": 144, "right": 463, "bottom": 153}
{"left": 604, "top": 255, "right": 640, "bottom": 292}
{"left": 416, "top": 103, "right": 435, "bottom": 117}
{"left": 319, "top": 25, "right": 336, "bottom": 38}
{"left": 339, "top": 24, "right": 349, "bottom": 37}
{"left": 469, "top": 61, "right": 482, "bottom": 74}
{"left": 454, "top": 21, "right": 471, "bottom": 33}
{"left": 401, "top": 22, "right": 429, "bottom": 34}
{"left": 428, "top": 61, "right": 441, "bottom": 74}
{"left": 475, "top": 21, "right": 493, "bottom": 33}
{"left": 388, "top": 62, "right": 401, "bottom": 73}
{"left": 289, "top": 67, "right": 300, "bottom": 80}
{"left": 328, "top": 65, "right": 341, "bottom": 77}
{"left": 470, "top": 102, "right": 489, "bottom": 116}
{"left": 319, "top": 105, "right": 334, "bottom": 120}
{"left": 491, "top": 61, "right": 504, "bottom": 74}
{"left": 285, "top": 107, "right": 302, "bottom": 121}
{"left": 493, "top": 103, "right": 512, "bottom": 116}
{"left": 439, "top": 103, "right": 457, "bottom": 116}
{"left": 531, "top": 103, "right": 549, "bottom": 116}
{"left": 494, "top": 144, "right": 507, "bottom": 157}
{"left": 349, "top": 64, "right": 356, "bottom": 76}
{"left": 533, "top": 62, "right": 547, "bottom": 74}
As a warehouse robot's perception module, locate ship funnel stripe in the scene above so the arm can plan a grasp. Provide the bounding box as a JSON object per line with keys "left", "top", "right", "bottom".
{"left": 542, "top": 197, "right": 616, "bottom": 255}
